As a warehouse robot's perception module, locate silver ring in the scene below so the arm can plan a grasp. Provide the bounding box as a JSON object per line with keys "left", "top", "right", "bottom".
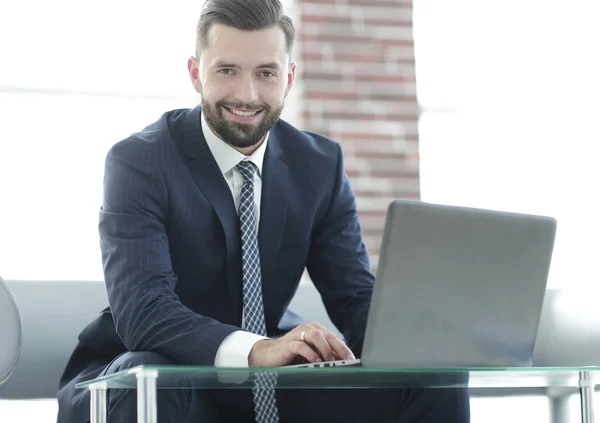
{"left": 300, "top": 330, "right": 307, "bottom": 342}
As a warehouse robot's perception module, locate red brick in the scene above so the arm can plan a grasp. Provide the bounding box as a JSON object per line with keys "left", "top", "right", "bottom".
{"left": 297, "top": 0, "right": 419, "bottom": 274}
{"left": 339, "top": 132, "right": 396, "bottom": 141}
{"left": 353, "top": 80, "right": 418, "bottom": 97}
{"left": 305, "top": 98, "right": 419, "bottom": 114}
{"left": 349, "top": 175, "right": 420, "bottom": 193}
{"left": 334, "top": 120, "right": 420, "bottom": 137}
{"left": 334, "top": 132, "right": 419, "bottom": 145}
{"left": 385, "top": 45, "right": 417, "bottom": 60}
{"left": 347, "top": 0, "right": 413, "bottom": 7}
{"left": 305, "top": 91, "right": 418, "bottom": 105}
{"left": 302, "top": 70, "right": 416, "bottom": 83}
{"left": 351, "top": 5, "right": 413, "bottom": 22}
{"left": 301, "top": 71, "right": 345, "bottom": 81}
{"left": 356, "top": 209, "right": 388, "bottom": 218}
{"left": 346, "top": 167, "right": 419, "bottom": 178}
{"left": 354, "top": 74, "right": 416, "bottom": 83}
{"left": 301, "top": 14, "right": 353, "bottom": 24}
{"left": 302, "top": 60, "right": 417, "bottom": 79}
{"left": 313, "top": 34, "right": 414, "bottom": 47}
{"left": 364, "top": 17, "right": 413, "bottom": 27}
{"left": 301, "top": 52, "right": 323, "bottom": 61}
{"left": 368, "top": 93, "right": 418, "bottom": 102}
{"left": 305, "top": 91, "right": 363, "bottom": 101}
{"left": 333, "top": 52, "right": 413, "bottom": 64}
{"left": 341, "top": 140, "right": 419, "bottom": 156}
{"left": 299, "top": 0, "right": 340, "bottom": 3}
{"left": 353, "top": 151, "right": 410, "bottom": 160}
{"left": 355, "top": 190, "right": 420, "bottom": 199}
{"left": 358, "top": 156, "right": 420, "bottom": 173}
{"left": 301, "top": 41, "right": 386, "bottom": 57}
{"left": 321, "top": 111, "right": 418, "bottom": 121}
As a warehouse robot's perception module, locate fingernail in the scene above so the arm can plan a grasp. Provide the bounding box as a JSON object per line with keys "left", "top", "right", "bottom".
{"left": 315, "top": 357, "right": 322, "bottom": 362}
{"left": 329, "top": 356, "right": 335, "bottom": 362}
{"left": 347, "top": 353, "right": 355, "bottom": 360}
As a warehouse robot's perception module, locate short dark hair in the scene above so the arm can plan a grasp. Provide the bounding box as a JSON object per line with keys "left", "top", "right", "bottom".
{"left": 195, "top": 0, "right": 296, "bottom": 58}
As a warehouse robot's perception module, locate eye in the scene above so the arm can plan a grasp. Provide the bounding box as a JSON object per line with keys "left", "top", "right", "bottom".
{"left": 218, "top": 69, "right": 234, "bottom": 75}
{"left": 261, "top": 71, "right": 275, "bottom": 78}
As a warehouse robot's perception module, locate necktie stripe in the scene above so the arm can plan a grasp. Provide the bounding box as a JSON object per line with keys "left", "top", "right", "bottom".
{"left": 236, "top": 161, "right": 280, "bottom": 423}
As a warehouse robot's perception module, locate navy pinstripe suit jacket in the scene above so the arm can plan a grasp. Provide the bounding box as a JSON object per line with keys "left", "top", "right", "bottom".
{"left": 59, "top": 106, "right": 374, "bottom": 387}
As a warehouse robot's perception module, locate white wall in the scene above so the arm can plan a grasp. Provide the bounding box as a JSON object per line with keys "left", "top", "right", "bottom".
{"left": 0, "top": 0, "right": 302, "bottom": 281}
{"left": 414, "top": 0, "right": 600, "bottom": 291}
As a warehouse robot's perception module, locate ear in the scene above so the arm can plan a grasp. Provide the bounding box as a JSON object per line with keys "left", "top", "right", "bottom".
{"left": 188, "top": 56, "right": 202, "bottom": 94}
{"left": 284, "top": 61, "right": 297, "bottom": 99}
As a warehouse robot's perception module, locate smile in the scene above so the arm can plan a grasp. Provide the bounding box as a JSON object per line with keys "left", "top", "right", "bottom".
{"left": 223, "top": 106, "right": 262, "bottom": 117}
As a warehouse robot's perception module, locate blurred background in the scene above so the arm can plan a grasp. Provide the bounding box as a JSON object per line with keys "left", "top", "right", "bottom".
{"left": 0, "top": 0, "right": 599, "bottom": 421}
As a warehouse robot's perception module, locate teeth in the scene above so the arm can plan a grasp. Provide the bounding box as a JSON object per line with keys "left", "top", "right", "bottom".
{"left": 226, "top": 107, "right": 259, "bottom": 117}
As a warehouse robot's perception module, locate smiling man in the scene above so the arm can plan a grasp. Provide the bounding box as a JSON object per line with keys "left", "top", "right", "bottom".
{"left": 56, "top": 1, "right": 469, "bottom": 422}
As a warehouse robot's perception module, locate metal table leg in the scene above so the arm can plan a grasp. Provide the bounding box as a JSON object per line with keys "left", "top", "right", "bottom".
{"left": 89, "top": 382, "right": 107, "bottom": 423}
{"left": 579, "top": 371, "right": 595, "bottom": 423}
{"left": 548, "top": 394, "right": 571, "bottom": 423}
{"left": 136, "top": 369, "right": 159, "bottom": 423}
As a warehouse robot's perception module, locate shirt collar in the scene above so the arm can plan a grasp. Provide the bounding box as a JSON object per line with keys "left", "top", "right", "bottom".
{"left": 201, "top": 111, "right": 268, "bottom": 178}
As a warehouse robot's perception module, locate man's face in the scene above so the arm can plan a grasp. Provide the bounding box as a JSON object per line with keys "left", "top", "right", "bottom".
{"left": 188, "top": 24, "right": 296, "bottom": 150}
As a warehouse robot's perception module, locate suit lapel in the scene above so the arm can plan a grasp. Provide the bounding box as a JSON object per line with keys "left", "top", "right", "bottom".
{"left": 179, "top": 107, "right": 290, "bottom": 319}
{"left": 180, "top": 107, "right": 243, "bottom": 317}
{"left": 258, "top": 130, "right": 289, "bottom": 290}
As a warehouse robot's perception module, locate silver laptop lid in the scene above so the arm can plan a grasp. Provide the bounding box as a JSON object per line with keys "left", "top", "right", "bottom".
{"left": 362, "top": 199, "right": 556, "bottom": 368}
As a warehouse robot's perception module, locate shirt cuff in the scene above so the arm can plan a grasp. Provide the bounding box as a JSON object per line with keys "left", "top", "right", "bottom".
{"left": 214, "top": 330, "right": 268, "bottom": 368}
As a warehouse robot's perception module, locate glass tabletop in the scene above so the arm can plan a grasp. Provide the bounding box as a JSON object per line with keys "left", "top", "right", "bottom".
{"left": 75, "top": 365, "right": 600, "bottom": 390}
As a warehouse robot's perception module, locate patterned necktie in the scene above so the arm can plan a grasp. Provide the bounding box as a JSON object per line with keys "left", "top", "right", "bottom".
{"left": 236, "top": 161, "right": 280, "bottom": 423}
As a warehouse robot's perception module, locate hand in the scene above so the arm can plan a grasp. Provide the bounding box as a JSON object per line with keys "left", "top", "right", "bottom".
{"left": 248, "top": 322, "right": 355, "bottom": 367}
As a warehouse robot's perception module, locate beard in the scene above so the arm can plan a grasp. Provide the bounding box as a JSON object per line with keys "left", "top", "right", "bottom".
{"left": 201, "top": 96, "right": 284, "bottom": 149}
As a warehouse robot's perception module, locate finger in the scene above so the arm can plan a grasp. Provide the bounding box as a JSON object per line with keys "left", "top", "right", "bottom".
{"left": 321, "top": 331, "right": 355, "bottom": 360}
{"left": 303, "top": 330, "right": 334, "bottom": 361}
{"left": 310, "top": 322, "right": 340, "bottom": 338}
{"left": 307, "top": 323, "right": 353, "bottom": 358}
{"left": 308, "top": 322, "right": 341, "bottom": 340}
{"left": 289, "top": 341, "right": 321, "bottom": 363}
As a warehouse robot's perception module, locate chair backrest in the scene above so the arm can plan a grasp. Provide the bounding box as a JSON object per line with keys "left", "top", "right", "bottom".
{"left": 0, "top": 280, "right": 109, "bottom": 399}
{"left": 534, "top": 288, "right": 600, "bottom": 366}
{"left": 0, "top": 276, "right": 22, "bottom": 385}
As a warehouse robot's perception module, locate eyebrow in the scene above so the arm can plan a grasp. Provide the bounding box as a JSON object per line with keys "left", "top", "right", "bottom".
{"left": 257, "top": 62, "right": 281, "bottom": 71}
{"left": 213, "top": 61, "right": 281, "bottom": 71}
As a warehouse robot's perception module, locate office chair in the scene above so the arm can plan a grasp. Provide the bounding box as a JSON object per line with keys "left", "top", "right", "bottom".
{"left": 0, "top": 276, "right": 22, "bottom": 386}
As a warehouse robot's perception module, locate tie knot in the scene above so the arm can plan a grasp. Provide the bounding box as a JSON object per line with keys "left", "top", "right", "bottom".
{"left": 237, "top": 160, "right": 257, "bottom": 183}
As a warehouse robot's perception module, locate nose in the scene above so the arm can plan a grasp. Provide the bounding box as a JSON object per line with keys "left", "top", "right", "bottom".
{"left": 233, "top": 73, "right": 259, "bottom": 105}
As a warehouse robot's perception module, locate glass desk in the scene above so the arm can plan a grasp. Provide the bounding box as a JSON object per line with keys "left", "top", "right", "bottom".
{"left": 76, "top": 365, "right": 600, "bottom": 423}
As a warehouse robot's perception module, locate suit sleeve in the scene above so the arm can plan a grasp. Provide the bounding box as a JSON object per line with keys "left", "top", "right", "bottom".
{"left": 99, "top": 138, "right": 240, "bottom": 365}
{"left": 305, "top": 143, "right": 375, "bottom": 357}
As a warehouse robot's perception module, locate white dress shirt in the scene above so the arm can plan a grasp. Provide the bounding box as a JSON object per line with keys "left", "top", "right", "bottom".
{"left": 201, "top": 113, "right": 269, "bottom": 368}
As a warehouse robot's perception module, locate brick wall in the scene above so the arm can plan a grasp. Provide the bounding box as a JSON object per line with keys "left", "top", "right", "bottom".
{"left": 295, "top": 0, "right": 420, "bottom": 271}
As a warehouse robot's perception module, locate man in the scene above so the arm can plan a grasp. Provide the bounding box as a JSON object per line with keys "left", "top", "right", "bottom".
{"left": 57, "top": 0, "right": 470, "bottom": 422}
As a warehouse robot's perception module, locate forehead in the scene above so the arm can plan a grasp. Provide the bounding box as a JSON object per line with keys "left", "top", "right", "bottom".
{"left": 203, "top": 23, "right": 288, "bottom": 67}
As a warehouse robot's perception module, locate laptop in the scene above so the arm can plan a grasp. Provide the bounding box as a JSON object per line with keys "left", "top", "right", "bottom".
{"left": 287, "top": 199, "right": 557, "bottom": 369}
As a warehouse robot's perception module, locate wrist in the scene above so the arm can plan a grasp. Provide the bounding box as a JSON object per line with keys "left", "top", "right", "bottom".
{"left": 248, "top": 338, "right": 271, "bottom": 367}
